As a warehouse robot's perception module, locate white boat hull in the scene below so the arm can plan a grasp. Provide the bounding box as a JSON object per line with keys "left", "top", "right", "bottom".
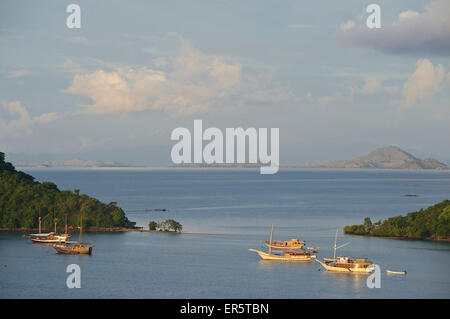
{"left": 316, "top": 259, "right": 374, "bottom": 274}
{"left": 29, "top": 233, "right": 70, "bottom": 243}
{"left": 386, "top": 270, "right": 406, "bottom": 275}
{"left": 249, "top": 249, "right": 315, "bottom": 262}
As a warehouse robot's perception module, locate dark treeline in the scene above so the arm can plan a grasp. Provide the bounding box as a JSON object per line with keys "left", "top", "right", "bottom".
{"left": 0, "top": 152, "right": 135, "bottom": 230}
{"left": 344, "top": 200, "right": 450, "bottom": 240}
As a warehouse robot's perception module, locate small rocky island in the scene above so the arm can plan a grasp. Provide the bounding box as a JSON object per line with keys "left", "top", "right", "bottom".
{"left": 306, "top": 146, "right": 449, "bottom": 170}
{"left": 344, "top": 200, "right": 450, "bottom": 241}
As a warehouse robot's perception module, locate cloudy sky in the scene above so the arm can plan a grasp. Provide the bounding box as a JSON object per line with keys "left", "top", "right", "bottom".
{"left": 1, "top": 0, "right": 449, "bottom": 165}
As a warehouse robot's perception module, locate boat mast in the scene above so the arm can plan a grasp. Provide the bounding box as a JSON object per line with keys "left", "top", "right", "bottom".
{"left": 333, "top": 228, "right": 349, "bottom": 259}
{"left": 79, "top": 212, "right": 82, "bottom": 244}
{"left": 333, "top": 228, "right": 338, "bottom": 259}
{"left": 54, "top": 209, "right": 57, "bottom": 233}
{"left": 269, "top": 224, "right": 274, "bottom": 254}
{"left": 38, "top": 207, "right": 41, "bottom": 234}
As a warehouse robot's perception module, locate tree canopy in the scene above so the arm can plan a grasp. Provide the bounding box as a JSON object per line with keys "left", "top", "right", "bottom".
{"left": 149, "top": 219, "right": 183, "bottom": 232}
{"left": 344, "top": 200, "right": 450, "bottom": 240}
{"left": 0, "top": 152, "right": 135, "bottom": 229}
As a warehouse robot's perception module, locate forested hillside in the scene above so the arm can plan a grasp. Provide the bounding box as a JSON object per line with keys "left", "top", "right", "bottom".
{"left": 0, "top": 152, "right": 135, "bottom": 230}
{"left": 344, "top": 200, "right": 450, "bottom": 240}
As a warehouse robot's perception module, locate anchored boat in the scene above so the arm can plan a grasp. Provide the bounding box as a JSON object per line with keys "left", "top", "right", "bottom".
{"left": 316, "top": 229, "right": 375, "bottom": 274}
{"left": 51, "top": 212, "right": 92, "bottom": 255}
{"left": 52, "top": 242, "right": 92, "bottom": 255}
{"left": 249, "top": 225, "right": 318, "bottom": 262}
{"left": 249, "top": 249, "right": 316, "bottom": 261}
{"left": 316, "top": 257, "right": 375, "bottom": 273}
{"left": 29, "top": 232, "right": 70, "bottom": 243}
{"left": 264, "top": 238, "right": 305, "bottom": 250}
{"left": 28, "top": 212, "right": 70, "bottom": 243}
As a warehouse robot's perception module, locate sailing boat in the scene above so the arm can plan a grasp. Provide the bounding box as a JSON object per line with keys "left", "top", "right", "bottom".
{"left": 28, "top": 210, "right": 70, "bottom": 243}
{"left": 249, "top": 225, "right": 318, "bottom": 262}
{"left": 316, "top": 228, "right": 375, "bottom": 274}
{"left": 51, "top": 212, "right": 92, "bottom": 255}
{"left": 264, "top": 238, "right": 306, "bottom": 250}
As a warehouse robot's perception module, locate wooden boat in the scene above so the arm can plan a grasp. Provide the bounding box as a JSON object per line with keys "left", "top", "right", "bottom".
{"left": 386, "top": 270, "right": 407, "bottom": 275}
{"left": 264, "top": 238, "right": 305, "bottom": 250}
{"left": 249, "top": 225, "right": 317, "bottom": 262}
{"left": 249, "top": 249, "right": 316, "bottom": 261}
{"left": 316, "top": 229, "right": 375, "bottom": 274}
{"left": 316, "top": 257, "right": 374, "bottom": 273}
{"left": 51, "top": 212, "right": 92, "bottom": 255}
{"left": 30, "top": 232, "right": 70, "bottom": 243}
{"left": 52, "top": 242, "right": 92, "bottom": 255}
{"left": 28, "top": 212, "right": 70, "bottom": 243}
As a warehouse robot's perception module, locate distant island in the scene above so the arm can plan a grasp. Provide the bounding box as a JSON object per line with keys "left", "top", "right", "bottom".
{"left": 344, "top": 200, "right": 450, "bottom": 241}
{"left": 171, "top": 163, "right": 261, "bottom": 168}
{"left": 304, "top": 146, "right": 449, "bottom": 170}
{"left": 0, "top": 152, "right": 136, "bottom": 231}
{"left": 16, "top": 158, "right": 141, "bottom": 168}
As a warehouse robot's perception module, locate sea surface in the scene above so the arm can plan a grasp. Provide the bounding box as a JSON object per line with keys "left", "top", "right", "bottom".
{"left": 1, "top": 168, "right": 449, "bottom": 298}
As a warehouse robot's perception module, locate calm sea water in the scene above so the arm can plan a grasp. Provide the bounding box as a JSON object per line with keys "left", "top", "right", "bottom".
{"left": 1, "top": 168, "right": 449, "bottom": 298}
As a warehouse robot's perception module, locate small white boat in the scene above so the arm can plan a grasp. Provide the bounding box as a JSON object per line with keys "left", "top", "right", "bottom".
{"left": 386, "top": 270, "right": 407, "bottom": 275}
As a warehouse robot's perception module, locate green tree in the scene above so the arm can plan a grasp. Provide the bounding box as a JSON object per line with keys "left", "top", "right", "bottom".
{"left": 148, "top": 221, "right": 158, "bottom": 230}
{"left": 155, "top": 219, "right": 183, "bottom": 232}
{"left": 165, "top": 219, "right": 183, "bottom": 232}
{"left": 344, "top": 200, "right": 450, "bottom": 240}
{"left": 363, "top": 217, "right": 373, "bottom": 233}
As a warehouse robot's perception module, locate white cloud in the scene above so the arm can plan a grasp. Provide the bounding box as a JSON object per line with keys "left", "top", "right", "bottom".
{"left": 361, "top": 75, "right": 382, "bottom": 94}
{"left": 360, "top": 75, "right": 400, "bottom": 95}
{"left": 397, "top": 10, "right": 420, "bottom": 22}
{"left": 58, "top": 59, "right": 86, "bottom": 73}
{"left": 65, "top": 37, "right": 291, "bottom": 116}
{"left": 402, "top": 59, "right": 445, "bottom": 107}
{"left": 337, "top": 0, "right": 450, "bottom": 56}
{"left": 64, "top": 36, "right": 89, "bottom": 45}
{"left": 6, "top": 69, "right": 32, "bottom": 78}
{"left": 0, "top": 101, "right": 59, "bottom": 139}
{"left": 339, "top": 20, "right": 355, "bottom": 31}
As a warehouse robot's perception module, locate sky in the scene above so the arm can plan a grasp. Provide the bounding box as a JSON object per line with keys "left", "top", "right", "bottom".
{"left": 1, "top": 0, "right": 449, "bottom": 165}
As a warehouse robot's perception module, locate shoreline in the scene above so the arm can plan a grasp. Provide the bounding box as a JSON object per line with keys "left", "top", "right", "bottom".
{"left": 0, "top": 227, "right": 260, "bottom": 237}
{"left": 344, "top": 232, "right": 450, "bottom": 243}
{"left": 3, "top": 227, "right": 449, "bottom": 241}
{"left": 0, "top": 227, "right": 178, "bottom": 234}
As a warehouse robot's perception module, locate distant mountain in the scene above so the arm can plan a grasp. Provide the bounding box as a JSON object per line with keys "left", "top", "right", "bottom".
{"left": 16, "top": 158, "right": 139, "bottom": 168}
{"left": 306, "top": 146, "right": 449, "bottom": 170}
